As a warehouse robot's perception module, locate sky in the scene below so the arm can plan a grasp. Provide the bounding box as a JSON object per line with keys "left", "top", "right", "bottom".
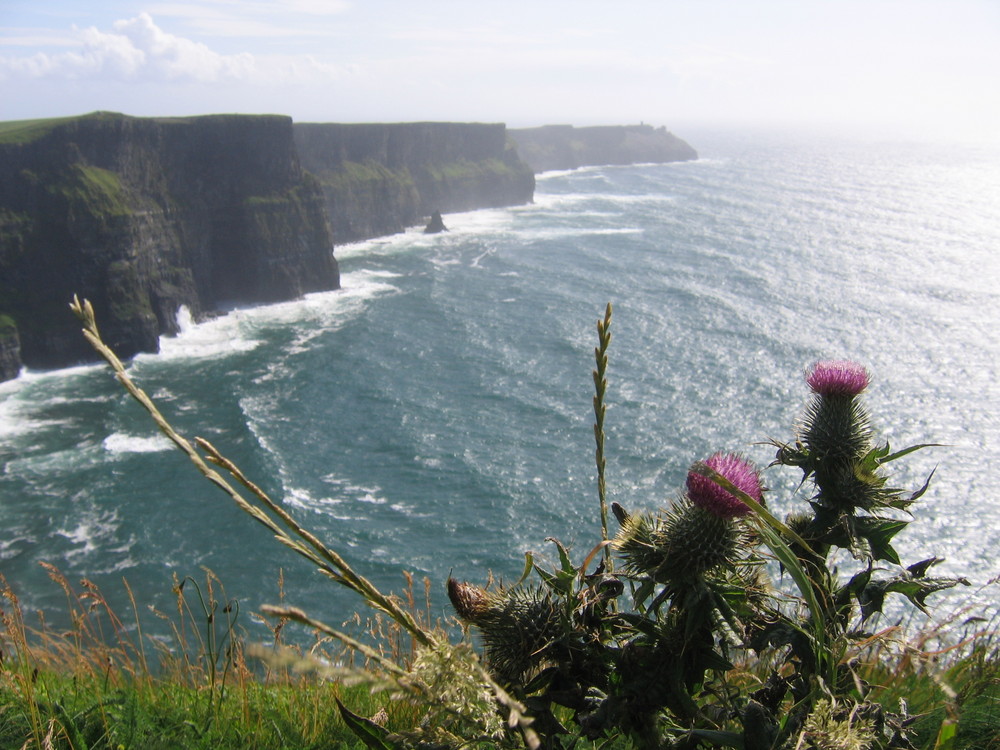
{"left": 1, "top": 1, "right": 999, "bottom": 141}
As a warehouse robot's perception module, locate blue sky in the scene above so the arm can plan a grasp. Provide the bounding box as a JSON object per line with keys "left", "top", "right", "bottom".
{"left": 2, "top": 1, "right": 999, "bottom": 140}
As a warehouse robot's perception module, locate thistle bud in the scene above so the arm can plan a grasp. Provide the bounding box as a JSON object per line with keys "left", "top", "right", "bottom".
{"left": 802, "top": 361, "right": 873, "bottom": 461}
{"left": 800, "top": 361, "right": 875, "bottom": 510}
{"left": 447, "top": 578, "right": 490, "bottom": 624}
{"left": 476, "top": 586, "right": 562, "bottom": 684}
{"left": 615, "top": 501, "right": 742, "bottom": 584}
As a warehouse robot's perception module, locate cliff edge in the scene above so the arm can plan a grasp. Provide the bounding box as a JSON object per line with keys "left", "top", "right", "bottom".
{"left": 509, "top": 124, "right": 697, "bottom": 173}
{"left": 0, "top": 111, "right": 340, "bottom": 375}
{"left": 294, "top": 122, "right": 535, "bottom": 244}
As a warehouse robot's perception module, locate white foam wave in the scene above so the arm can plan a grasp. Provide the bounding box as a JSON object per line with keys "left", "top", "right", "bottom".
{"left": 535, "top": 165, "right": 611, "bottom": 180}
{"left": 147, "top": 270, "right": 401, "bottom": 365}
{"left": 102, "top": 431, "right": 173, "bottom": 455}
{"left": 0, "top": 396, "right": 62, "bottom": 442}
{"left": 531, "top": 191, "right": 677, "bottom": 210}
{"left": 152, "top": 306, "right": 262, "bottom": 362}
{"left": 0, "top": 533, "right": 35, "bottom": 561}
{"left": 334, "top": 209, "right": 515, "bottom": 260}
{"left": 0, "top": 365, "right": 107, "bottom": 444}
{"left": 280, "top": 473, "right": 400, "bottom": 519}
{"left": 5, "top": 444, "right": 102, "bottom": 478}
{"left": 55, "top": 506, "right": 122, "bottom": 560}
{"left": 516, "top": 227, "right": 643, "bottom": 241}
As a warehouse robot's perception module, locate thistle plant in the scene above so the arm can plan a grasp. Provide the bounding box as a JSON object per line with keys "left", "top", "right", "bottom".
{"left": 449, "top": 315, "right": 969, "bottom": 749}
{"left": 71, "top": 297, "right": 974, "bottom": 750}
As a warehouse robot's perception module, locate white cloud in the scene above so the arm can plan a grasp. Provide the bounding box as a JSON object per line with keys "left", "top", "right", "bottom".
{"left": 0, "top": 14, "right": 256, "bottom": 83}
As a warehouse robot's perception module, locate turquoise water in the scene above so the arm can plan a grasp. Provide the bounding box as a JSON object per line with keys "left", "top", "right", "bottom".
{"left": 2, "top": 127, "right": 999, "bottom": 641}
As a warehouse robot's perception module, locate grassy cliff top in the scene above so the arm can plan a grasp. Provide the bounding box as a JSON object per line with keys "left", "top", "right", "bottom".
{"left": 0, "top": 114, "right": 89, "bottom": 144}
{"left": 0, "top": 111, "right": 291, "bottom": 145}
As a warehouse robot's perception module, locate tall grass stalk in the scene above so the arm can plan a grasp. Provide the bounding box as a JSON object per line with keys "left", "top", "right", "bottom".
{"left": 593, "top": 302, "right": 613, "bottom": 569}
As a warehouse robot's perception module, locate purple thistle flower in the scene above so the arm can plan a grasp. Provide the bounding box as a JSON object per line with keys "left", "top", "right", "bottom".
{"left": 686, "top": 452, "right": 762, "bottom": 519}
{"left": 806, "top": 360, "right": 870, "bottom": 397}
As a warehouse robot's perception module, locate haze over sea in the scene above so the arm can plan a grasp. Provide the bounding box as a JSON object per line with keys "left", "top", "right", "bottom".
{"left": 2, "top": 127, "right": 999, "bottom": 641}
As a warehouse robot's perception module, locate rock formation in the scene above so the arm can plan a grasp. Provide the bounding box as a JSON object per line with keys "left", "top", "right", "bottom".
{"left": 424, "top": 211, "right": 447, "bottom": 234}
{"left": 509, "top": 124, "right": 697, "bottom": 173}
{"left": 0, "top": 111, "right": 339, "bottom": 375}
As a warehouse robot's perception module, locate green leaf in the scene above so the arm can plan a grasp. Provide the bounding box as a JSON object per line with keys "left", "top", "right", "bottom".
{"left": 631, "top": 579, "right": 656, "bottom": 611}
{"left": 880, "top": 443, "right": 942, "bottom": 464}
{"left": 907, "top": 557, "right": 943, "bottom": 578}
{"left": 546, "top": 536, "right": 577, "bottom": 576}
{"left": 859, "top": 572, "right": 969, "bottom": 620}
{"left": 906, "top": 468, "right": 937, "bottom": 504}
{"left": 857, "top": 518, "right": 908, "bottom": 564}
{"left": 516, "top": 551, "right": 535, "bottom": 586}
{"left": 933, "top": 718, "right": 958, "bottom": 750}
{"left": 532, "top": 563, "right": 560, "bottom": 591}
{"left": 335, "top": 698, "right": 397, "bottom": 750}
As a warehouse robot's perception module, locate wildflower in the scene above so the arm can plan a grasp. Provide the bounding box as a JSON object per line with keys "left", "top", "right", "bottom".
{"left": 801, "top": 361, "right": 873, "bottom": 467}
{"left": 686, "top": 452, "right": 762, "bottom": 519}
{"left": 806, "top": 360, "right": 869, "bottom": 397}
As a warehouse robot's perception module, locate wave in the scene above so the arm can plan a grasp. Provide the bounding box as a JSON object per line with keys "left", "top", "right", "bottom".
{"left": 530, "top": 192, "right": 678, "bottom": 210}
{"left": 102, "top": 432, "right": 174, "bottom": 455}
{"left": 145, "top": 269, "right": 401, "bottom": 366}
{"left": 334, "top": 208, "right": 516, "bottom": 261}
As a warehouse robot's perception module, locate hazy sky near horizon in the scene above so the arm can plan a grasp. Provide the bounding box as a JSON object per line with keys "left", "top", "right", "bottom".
{"left": 2, "top": 1, "right": 998, "bottom": 141}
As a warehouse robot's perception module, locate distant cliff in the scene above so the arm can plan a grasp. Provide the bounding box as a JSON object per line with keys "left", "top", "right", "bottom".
{"left": 0, "top": 111, "right": 339, "bottom": 375}
{"left": 294, "top": 122, "right": 535, "bottom": 243}
{"left": 509, "top": 124, "right": 697, "bottom": 173}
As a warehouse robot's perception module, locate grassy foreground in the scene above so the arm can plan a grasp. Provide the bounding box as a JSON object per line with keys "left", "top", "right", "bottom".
{"left": 0, "top": 567, "right": 430, "bottom": 750}
{"left": 1, "top": 566, "right": 997, "bottom": 750}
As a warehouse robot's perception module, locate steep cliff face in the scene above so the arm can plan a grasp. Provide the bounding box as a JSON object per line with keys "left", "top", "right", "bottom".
{"left": 0, "top": 112, "right": 339, "bottom": 374}
{"left": 509, "top": 124, "right": 698, "bottom": 173}
{"left": 0, "top": 315, "right": 20, "bottom": 381}
{"left": 293, "top": 122, "right": 535, "bottom": 243}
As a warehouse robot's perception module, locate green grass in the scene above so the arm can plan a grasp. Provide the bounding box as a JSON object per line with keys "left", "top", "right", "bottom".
{"left": 0, "top": 569, "right": 422, "bottom": 749}
{"left": 0, "top": 116, "right": 80, "bottom": 144}
{"left": 49, "top": 164, "right": 132, "bottom": 218}
{"left": 317, "top": 159, "right": 416, "bottom": 195}
{"left": 2, "top": 567, "right": 996, "bottom": 750}
{"left": 0, "top": 112, "right": 127, "bottom": 145}
{"left": 421, "top": 157, "right": 524, "bottom": 182}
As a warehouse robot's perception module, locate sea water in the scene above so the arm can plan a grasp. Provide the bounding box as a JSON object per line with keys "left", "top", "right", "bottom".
{"left": 2, "top": 127, "right": 999, "bottom": 643}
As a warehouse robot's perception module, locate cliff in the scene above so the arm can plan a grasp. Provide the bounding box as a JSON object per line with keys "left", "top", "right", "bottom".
{"left": 0, "top": 315, "right": 20, "bottom": 381}
{"left": 0, "top": 112, "right": 340, "bottom": 374}
{"left": 509, "top": 124, "right": 698, "bottom": 173}
{"left": 293, "top": 122, "right": 535, "bottom": 243}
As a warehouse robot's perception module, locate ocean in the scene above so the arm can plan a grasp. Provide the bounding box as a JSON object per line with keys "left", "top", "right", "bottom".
{"left": 2, "top": 126, "right": 999, "bottom": 644}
